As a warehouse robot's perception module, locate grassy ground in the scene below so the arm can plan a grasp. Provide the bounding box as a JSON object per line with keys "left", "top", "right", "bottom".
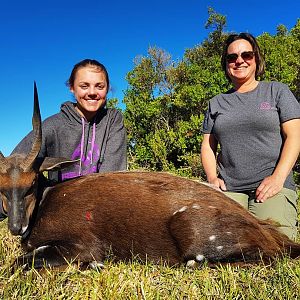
{"left": 1, "top": 197, "right": 300, "bottom": 299}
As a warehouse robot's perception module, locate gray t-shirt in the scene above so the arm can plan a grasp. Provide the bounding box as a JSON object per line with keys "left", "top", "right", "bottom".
{"left": 202, "top": 81, "right": 300, "bottom": 191}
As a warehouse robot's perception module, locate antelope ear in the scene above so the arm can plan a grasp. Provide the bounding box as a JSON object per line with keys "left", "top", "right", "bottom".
{"left": 38, "top": 157, "right": 80, "bottom": 172}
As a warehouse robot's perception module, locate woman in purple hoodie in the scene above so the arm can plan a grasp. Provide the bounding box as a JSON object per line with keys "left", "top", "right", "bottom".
{"left": 12, "top": 59, "right": 127, "bottom": 182}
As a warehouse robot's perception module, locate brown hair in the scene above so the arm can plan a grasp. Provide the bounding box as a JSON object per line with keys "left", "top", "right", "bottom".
{"left": 66, "top": 59, "right": 110, "bottom": 92}
{"left": 221, "top": 33, "right": 265, "bottom": 80}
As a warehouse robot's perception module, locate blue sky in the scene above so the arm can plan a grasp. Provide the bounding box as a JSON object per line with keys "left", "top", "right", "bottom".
{"left": 1, "top": 0, "right": 299, "bottom": 156}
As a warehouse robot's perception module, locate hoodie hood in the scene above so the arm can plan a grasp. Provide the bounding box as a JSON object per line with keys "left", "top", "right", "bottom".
{"left": 60, "top": 101, "right": 108, "bottom": 125}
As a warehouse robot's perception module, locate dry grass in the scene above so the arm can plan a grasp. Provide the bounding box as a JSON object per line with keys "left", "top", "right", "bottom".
{"left": 1, "top": 190, "right": 300, "bottom": 299}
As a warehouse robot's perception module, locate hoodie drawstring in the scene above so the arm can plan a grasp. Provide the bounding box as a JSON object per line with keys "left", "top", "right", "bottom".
{"left": 79, "top": 117, "right": 85, "bottom": 176}
{"left": 79, "top": 117, "right": 96, "bottom": 176}
{"left": 91, "top": 122, "right": 96, "bottom": 165}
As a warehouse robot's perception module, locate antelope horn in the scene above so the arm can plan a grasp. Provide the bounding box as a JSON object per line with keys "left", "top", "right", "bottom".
{"left": 0, "top": 151, "right": 9, "bottom": 172}
{"left": 20, "top": 82, "right": 42, "bottom": 171}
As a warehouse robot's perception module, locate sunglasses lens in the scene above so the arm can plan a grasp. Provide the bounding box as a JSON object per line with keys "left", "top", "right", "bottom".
{"left": 241, "top": 51, "right": 255, "bottom": 60}
{"left": 226, "top": 53, "right": 238, "bottom": 63}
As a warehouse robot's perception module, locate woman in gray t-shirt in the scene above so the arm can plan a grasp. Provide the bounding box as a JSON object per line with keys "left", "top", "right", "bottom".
{"left": 201, "top": 32, "right": 300, "bottom": 240}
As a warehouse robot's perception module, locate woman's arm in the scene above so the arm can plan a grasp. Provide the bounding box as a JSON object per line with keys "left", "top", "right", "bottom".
{"left": 201, "top": 133, "right": 226, "bottom": 191}
{"left": 256, "top": 118, "right": 300, "bottom": 202}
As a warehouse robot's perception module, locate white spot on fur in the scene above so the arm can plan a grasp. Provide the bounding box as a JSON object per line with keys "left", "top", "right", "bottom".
{"left": 196, "top": 254, "right": 205, "bottom": 261}
{"left": 179, "top": 206, "right": 188, "bottom": 212}
{"left": 88, "top": 261, "right": 105, "bottom": 270}
{"left": 34, "top": 245, "right": 51, "bottom": 254}
{"left": 208, "top": 205, "right": 217, "bottom": 209}
{"left": 192, "top": 204, "right": 200, "bottom": 210}
{"left": 21, "top": 225, "right": 29, "bottom": 235}
{"left": 134, "top": 179, "right": 144, "bottom": 184}
{"left": 173, "top": 206, "right": 188, "bottom": 215}
{"left": 209, "top": 235, "right": 216, "bottom": 241}
{"left": 216, "top": 245, "right": 224, "bottom": 251}
{"left": 63, "top": 193, "right": 66, "bottom": 197}
{"left": 186, "top": 260, "right": 197, "bottom": 267}
{"left": 226, "top": 231, "right": 232, "bottom": 235}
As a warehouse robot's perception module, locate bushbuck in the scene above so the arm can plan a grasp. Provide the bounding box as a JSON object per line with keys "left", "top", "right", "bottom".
{"left": 0, "top": 83, "right": 300, "bottom": 270}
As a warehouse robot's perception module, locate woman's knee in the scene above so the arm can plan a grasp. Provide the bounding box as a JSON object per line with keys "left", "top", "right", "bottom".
{"left": 249, "top": 188, "right": 298, "bottom": 240}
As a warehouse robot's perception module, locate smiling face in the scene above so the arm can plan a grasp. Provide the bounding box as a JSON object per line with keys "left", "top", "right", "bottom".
{"left": 70, "top": 66, "right": 108, "bottom": 121}
{"left": 226, "top": 39, "right": 257, "bottom": 89}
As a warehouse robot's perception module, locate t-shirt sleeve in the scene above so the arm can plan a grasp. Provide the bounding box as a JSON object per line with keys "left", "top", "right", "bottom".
{"left": 202, "top": 101, "right": 215, "bottom": 134}
{"left": 276, "top": 83, "right": 300, "bottom": 123}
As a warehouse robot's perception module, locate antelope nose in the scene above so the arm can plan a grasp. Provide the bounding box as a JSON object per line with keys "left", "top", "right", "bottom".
{"left": 9, "top": 221, "right": 22, "bottom": 236}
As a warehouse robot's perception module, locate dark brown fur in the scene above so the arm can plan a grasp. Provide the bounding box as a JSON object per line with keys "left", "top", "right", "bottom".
{"left": 17, "top": 171, "right": 300, "bottom": 269}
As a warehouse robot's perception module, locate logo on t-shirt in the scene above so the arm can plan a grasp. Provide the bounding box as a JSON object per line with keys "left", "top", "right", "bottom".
{"left": 60, "top": 141, "right": 100, "bottom": 180}
{"left": 259, "top": 102, "right": 277, "bottom": 110}
{"left": 259, "top": 102, "right": 272, "bottom": 110}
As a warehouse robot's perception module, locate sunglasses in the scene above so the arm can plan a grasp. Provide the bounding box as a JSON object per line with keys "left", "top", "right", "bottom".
{"left": 226, "top": 51, "right": 255, "bottom": 63}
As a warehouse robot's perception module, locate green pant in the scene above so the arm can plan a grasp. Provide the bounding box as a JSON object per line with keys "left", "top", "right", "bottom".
{"left": 224, "top": 188, "right": 299, "bottom": 240}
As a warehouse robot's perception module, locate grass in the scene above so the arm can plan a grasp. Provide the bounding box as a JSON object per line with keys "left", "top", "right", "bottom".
{"left": 1, "top": 221, "right": 300, "bottom": 299}
{"left": 1, "top": 193, "right": 300, "bottom": 300}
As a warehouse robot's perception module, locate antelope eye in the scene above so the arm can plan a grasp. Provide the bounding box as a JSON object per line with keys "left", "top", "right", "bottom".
{"left": 0, "top": 191, "right": 9, "bottom": 200}
{"left": 24, "top": 185, "right": 35, "bottom": 197}
{"left": 0, "top": 192, "right": 8, "bottom": 214}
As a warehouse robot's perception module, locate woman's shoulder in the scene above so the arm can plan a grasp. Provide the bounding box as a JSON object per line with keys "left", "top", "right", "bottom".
{"left": 42, "top": 111, "right": 64, "bottom": 126}
{"left": 106, "top": 107, "right": 123, "bottom": 115}
{"left": 209, "top": 93, "right": 224, "bottom": 103}
{"left": 42, "top": 101, "right": 80, "bottom": 126}
{"left": 41, "top": 109, "right": 68, "bottom": 133}
{"left": 106, "top": 108, "right": 124, "bottom": 121}
{"left": 94, "top": 107, "right": 124, "bottom": 127}
{"left": 259, "top": 81, "right": 289, "bottom": 90}
{"left": 209, "top": 88, "right": 235, "bottom": 105}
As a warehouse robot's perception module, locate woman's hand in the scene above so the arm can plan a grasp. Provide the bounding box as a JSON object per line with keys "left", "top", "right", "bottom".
{"left": 208, "top": 177, "right": 227, "bottom": 192}
{"left": 255, "top": 175, "right": 284, "bottom": 202}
